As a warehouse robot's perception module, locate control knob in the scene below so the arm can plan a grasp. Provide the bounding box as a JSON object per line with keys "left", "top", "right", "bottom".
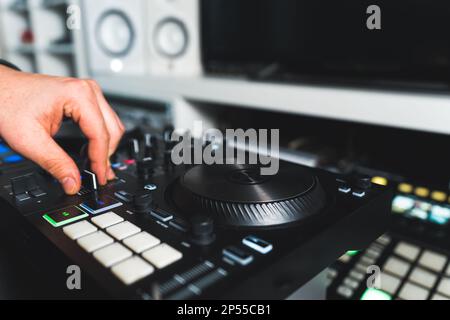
{"left": 133, "top": 191, "right": 153, "bottom": 214}
{"left": 189, "top": 214, "right": 216, "bottom": 246}
{"left": 137, "top": 157, "right": 154, "bottom": 180}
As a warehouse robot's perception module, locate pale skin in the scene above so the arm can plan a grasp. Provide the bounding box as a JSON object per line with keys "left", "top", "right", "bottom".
{"left": 0, "top": 65, "right": 125, "bottom": 195}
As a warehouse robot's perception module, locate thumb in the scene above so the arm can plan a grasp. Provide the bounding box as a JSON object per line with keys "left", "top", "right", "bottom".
{"left": 11, "top": 129, "right": 81, "bottom": 195}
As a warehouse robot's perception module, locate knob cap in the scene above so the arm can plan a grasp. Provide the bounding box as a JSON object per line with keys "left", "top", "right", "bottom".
{"left": 133, "top": 192, "right": 153, "bottom": 214}
{"left": 137, "top": 157, "right": 154, "bottom": 180}
{"left": 190, "top": 215, "right": 216, "bottom": 246}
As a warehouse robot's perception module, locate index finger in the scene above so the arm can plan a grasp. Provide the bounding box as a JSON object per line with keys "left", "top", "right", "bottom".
{"left": 64, "top": 80, "right": 110, "bottom": 185}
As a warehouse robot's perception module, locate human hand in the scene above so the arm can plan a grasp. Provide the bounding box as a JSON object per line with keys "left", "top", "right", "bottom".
{"left": 0, "top": 66, "right": 125, "bottom": 195}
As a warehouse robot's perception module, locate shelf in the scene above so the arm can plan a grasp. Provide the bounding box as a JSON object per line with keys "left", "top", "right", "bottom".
{"left": 13, "top": 43, "right": 34, "bottom": 54}
{"left": 8, "top": 1, "right": 28, "bottom": 13}
{"left": 0, "top": 0, "right": 79, "bottom": 77}
{"left": 46, "top": 42, "right": 73, "bottom": 55}
{"left": 41, "top": 0, "right": 67, "bottom": 9}
{"left": 96, "top": 74, "right": 450, "bottom": 135}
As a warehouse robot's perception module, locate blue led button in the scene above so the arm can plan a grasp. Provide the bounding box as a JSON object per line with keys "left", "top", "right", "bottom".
{"left": 79, "top": 194, "right": 123, "bottom": 215}
{"left": 242, "top": 235, "right": 273, "bottom": 254}
{"left": 0, "top": 143, "right": 10, "bottom": 154}
{"left": 4, "top": 154, "right": 24, "bottom": 164}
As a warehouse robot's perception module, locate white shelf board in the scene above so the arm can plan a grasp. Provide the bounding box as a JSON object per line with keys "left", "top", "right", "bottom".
{"left": 96, "top": 75, "right": 450, "bottom": 135}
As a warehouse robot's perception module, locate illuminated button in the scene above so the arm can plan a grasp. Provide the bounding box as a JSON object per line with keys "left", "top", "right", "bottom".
{"left": 242, "top": 235, "right": 273, "bottom": 254}
{"left": 80, "top": 195, "right": 123, "bottom": 215}
{"left": 347, "top": 250, "right": 360, "bottom": 257}
{"left": 352, "top": 190, "right": 366, "bottom": 198}
{"left": 338, "top": 186, "right": 351, "bottom": 194}
{"left": 392, "top": 195, "right": 414, "bottom": 214}
{"left": 337, "top": 285, "right": 353, "bottom": 298}
{"left": 111, "top": 163, "right": 122, "bottom": 169}
{"left": 4, "top": 154, "right": 24, "bottom": 164}
{"left": 43, "top": 206, "right": 88, "bottom": 228}
{"left": 142, "top": 243, "right": 182, "bottom": 269}
{"left": 223, "top": 246, "right": 253, "bottom": 266}
{"left": 106, "top": 221, "right": 141, "bottom": 241}
{"left": 123, "top": 231, "right": 160, "bottom": 254}
{"left": 409, "top": 267, "right": 437, "bottom": 289}
{"left": 394, "top": 242, "right": 420, "bottom": 261}
{"left": 371, "top": 176, "right": 388, "bottom": 186}
{"left": 418, "top": 250, "right": 447, "bottom": 273}
{"left": 91, "top": 211, "right": 124, "bottom": 229}
{"left": 384, "top": 257, "right": 411, "bottom": 277}
{"left": 398, "top": 183, "right": 413, "bottom": 194}
{"left": 93, "top": 242, "right": 132, "bottom": 267}
{"left": 432, "top": 293, "right": 450, "bottom": 300}
{"left": 399, "top": 282, "right": 429, "bottom": 300}
{"left": 0, "top": 143, "right": 10, "bottom": 154}
{"left": 111, "top": 256, "right": 154, "bottom": 285}
{"left": 380, "top": 273, "right": 401, "bottom": 294}
{"left": 415, "top": 187, "right": 430, "bottom": 198}
{"left": 360, "top": 288, "right": 391, "bottom": 300}
{"left": 77, "top": 231, "right": 114, "bottom": 253}
{"left": 431, "top": 191, "right": 447, "bottom": 202}
{"left": 63, "top": 220, "right": 97, "bottom": 240}
{"left": 437, "top": 278, "right": 450, "bottom": 297}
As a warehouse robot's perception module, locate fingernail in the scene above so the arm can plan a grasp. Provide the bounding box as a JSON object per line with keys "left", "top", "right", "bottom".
{"left": 62, "top": 177, "right": 77, "bottom": 194}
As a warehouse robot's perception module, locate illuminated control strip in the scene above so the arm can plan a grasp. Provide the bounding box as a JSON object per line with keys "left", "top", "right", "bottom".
{"left": 328, "top": 234, "right": 450, "bottom": 300}
{"left": 61, "top": 211, "right": 183, "bottom": 285}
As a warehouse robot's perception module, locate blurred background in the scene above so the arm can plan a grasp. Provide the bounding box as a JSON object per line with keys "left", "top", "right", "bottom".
{"left": 0, "top": 0, "right": 450, "bottom": 300}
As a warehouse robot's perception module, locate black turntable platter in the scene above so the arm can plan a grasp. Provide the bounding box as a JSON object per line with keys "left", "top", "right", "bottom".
{"left": 171, "top": 162, "right": 328, "bottom": 228}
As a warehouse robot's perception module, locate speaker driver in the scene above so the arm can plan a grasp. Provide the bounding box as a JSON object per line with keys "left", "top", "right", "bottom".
{"left": 96, "top": 10, "right": 135, "bottom": 57}
{"left": 154, "top": 17, "right": 189, "bottom": 58}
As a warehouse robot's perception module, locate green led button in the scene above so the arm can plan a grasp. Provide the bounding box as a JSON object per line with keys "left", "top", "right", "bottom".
{"left": 43, "top": 206, "right": 88, "bottom": 227}
{"left": 347, "top": 250, "right": 360, "bottom": 257}
{"left": 360, "top": 288, "right": 392, "bottom": 300}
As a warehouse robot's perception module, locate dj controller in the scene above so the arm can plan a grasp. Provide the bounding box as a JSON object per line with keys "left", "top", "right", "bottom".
{"left": 327, "top": 179, "right": 450, "bottom": 300}
{"left": 0, "top": 129, "right": 392, "bottom": 299}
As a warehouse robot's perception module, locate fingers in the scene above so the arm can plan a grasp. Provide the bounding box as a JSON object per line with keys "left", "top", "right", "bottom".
{"left": 65, "top": 79, "right": 124, "bottom": 184}
{"left": 9, "top": 125, "right": 81, "bottom": 195}
{"left": 64, "top": 80, "right": 110, "bottom": 186}
{"left": 87, "top": 80, "right": 125, "bottom": 180}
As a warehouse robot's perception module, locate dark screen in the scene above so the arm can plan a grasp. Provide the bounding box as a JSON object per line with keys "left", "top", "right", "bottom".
{"left": 201, "top": 0, "right": 450, "bottom": 86}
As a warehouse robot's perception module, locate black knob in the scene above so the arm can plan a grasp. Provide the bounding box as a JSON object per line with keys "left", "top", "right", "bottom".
{"left": 137, "top": 157, "right": 154, "bottom": 180}
{"left": 163, "top": 125, "right": 175, "bottom": 142}
{"left": 133, "top": 192, "right": 153, "bottom": 214}
{"left": 190, "top": 215, "right": 216, "bottom": 246}
{"left": 144, "top": 133, "right": 155, "bottom": 158}
{"left": 354, "top": 176, "right": 372, "bottom": 190}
